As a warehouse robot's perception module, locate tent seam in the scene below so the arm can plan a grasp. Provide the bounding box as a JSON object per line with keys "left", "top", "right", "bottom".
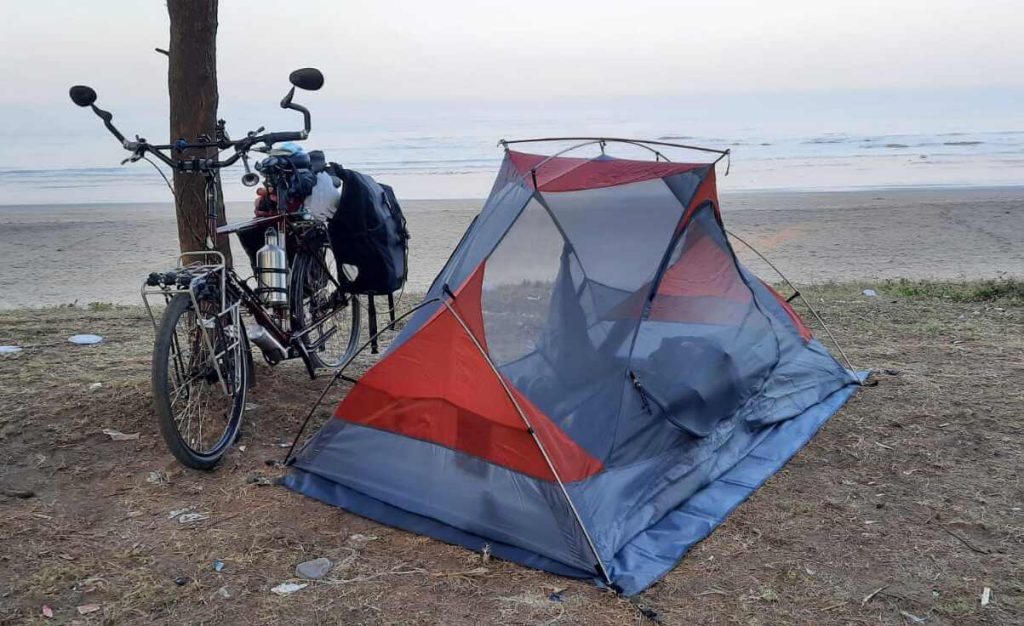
{"left": 441, "top": 298, "right": 613, "bottom": 586}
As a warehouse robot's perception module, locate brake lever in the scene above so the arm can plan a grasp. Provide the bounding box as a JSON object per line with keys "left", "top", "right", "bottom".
{"left": 120, "top": 136, "right": 145, "bottom": 165}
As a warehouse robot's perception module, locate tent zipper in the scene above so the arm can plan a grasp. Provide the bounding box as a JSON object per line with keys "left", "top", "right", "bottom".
{"left": 628, "top": 370, "right": 654, "bottom": 415}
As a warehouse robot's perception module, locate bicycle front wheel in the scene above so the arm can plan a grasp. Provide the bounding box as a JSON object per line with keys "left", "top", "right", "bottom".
{"left": 151, "top": 291, "right": 249, "bottom": 470}
{"left": 290, "top": 244, "right": 361, "bottom": 369}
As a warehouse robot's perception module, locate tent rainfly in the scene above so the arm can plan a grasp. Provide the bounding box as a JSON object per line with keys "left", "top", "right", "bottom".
{"left": 285, "top": 141, "right": 863, "bottom": 595}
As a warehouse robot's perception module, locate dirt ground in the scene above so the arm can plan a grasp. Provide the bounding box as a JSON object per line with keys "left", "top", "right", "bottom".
{"left": 0, "top": 280, "right": 1022, "bottom": 625}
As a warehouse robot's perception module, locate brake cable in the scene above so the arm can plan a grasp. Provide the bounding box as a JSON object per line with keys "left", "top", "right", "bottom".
{"left": 141, "top": 155, "right": 175, "bottom": 196}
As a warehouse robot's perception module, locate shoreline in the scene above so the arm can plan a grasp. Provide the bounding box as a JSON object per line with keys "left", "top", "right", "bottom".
{"left": 1, "top": 186, "right": 1021, "bottom": 309}
{"left": 2, "top": 183, "right": 1024, "bottom": 209}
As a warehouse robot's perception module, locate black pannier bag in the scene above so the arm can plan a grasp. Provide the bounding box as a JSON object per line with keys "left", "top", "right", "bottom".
{"left": 327, "top": 164, "right": 410, "bottom": 295}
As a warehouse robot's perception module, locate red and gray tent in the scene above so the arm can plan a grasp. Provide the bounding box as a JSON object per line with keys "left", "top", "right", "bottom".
{"left": 285, "top": 141, "right": 862, "bottom": 595}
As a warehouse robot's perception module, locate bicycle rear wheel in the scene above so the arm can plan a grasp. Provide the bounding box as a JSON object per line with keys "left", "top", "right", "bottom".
{"left": 152, "top": 290, "right": 249, "bottom": 470}
{"left": 290, "top": 243, "right": 361, "bottom": 369}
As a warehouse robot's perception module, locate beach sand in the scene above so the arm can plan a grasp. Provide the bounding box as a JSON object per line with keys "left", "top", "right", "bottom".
{"left": 0, "top": 187, "right": 1021, "bottom": 309}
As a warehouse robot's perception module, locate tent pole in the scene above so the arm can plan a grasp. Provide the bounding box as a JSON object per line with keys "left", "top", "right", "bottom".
{"left": 725, "top": 229, "right": 861, "bottom": 378}
{"left": 500, "top": 136, "right": 728, "bottom": 158}
{"left": 441, "top": 299, "right": 614, "bottom": 587}
{"left": 529, "top": 140, "right": 668, "bottom": 174}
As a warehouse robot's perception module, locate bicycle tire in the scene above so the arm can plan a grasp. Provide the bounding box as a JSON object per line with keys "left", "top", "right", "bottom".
{"left": 152, "top": 292, "right": 250, "bottom": 470}
{"left": 290, "top": 244, "right": 361, "bottom": 369}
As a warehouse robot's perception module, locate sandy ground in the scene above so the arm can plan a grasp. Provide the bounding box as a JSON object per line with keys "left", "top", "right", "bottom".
{"left": 0, "top": 282, "right": 1022, "bottom": 624}
{"left": 0, "top": 187, "right": 1021, "bottom": 309}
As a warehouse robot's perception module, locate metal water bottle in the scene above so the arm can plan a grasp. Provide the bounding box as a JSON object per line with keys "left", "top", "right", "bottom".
{"left": 256, "top": 228, "right": 288, "bottom": 308}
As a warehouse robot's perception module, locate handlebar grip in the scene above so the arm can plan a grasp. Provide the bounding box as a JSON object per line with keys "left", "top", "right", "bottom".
{"left": 261, "top": 131, "right": 304, "bottom": 145}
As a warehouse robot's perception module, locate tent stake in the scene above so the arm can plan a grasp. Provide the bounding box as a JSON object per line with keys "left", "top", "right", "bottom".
{"left": 441, "top": 299, "right": 613, "bottom": 587}
{"left": 726, "top": 229, "right": 861, "bottom": 378}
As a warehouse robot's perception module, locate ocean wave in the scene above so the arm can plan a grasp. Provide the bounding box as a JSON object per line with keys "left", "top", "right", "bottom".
{"left": 802, "top": 137, "right": 851, "bottom": 144}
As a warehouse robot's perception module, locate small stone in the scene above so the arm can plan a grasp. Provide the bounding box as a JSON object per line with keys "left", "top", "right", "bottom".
{"left": 295, "top": 557, "right": 332, "bottom": 580}
{"left": 0, "top": 486, "right": 35, "bottom": 499}
{"left": 882, "top": 368, "right": 901, "bottom": 376}
{"left": 77, "top": 604, "right": 101, "bottom": 615}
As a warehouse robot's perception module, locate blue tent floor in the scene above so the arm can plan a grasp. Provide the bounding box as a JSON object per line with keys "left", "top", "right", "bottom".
{"left": 283, "top": 376, "right": 863, "bottom": 596}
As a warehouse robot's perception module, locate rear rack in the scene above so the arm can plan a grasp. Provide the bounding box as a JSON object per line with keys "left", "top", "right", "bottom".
{"left": 140, "top": 250, "right": 241, "bottom": 397}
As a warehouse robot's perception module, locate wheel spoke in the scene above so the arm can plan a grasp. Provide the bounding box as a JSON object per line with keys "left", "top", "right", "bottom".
{"left": 156, "top": 292, "right": 246, "bottom": 463}
{"left": 295, "top": 245, "right": 359, "bottom": 369}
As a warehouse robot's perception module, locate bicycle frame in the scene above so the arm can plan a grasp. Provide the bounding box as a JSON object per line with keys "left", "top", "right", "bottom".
{"left": 143, "top": 171, "right": 351, "bottom": 380}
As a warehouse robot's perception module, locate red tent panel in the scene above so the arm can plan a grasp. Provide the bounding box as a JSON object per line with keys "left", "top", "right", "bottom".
{"left": 508, "top": 150, "right": 705, "bottom": 193}
{"left": 760, "top": 281, "right": 813, "bottom": 341}
{"left": 334, "top": 263, "right": 603, "bottom": 482}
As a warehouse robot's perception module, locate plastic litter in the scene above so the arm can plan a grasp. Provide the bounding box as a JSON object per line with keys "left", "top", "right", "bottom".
{"left": 42, "top": 605, "right": 54, "bottom": 618}
{"left": 981, "top": 587, "right": 992, "bottom": 606}
{"left": 214, "top": 586, "right": 231, "bottom": 599}
{"left": 147, "top": 471, "right": 169, "bottom": 485}
{"left": 271, "top": 582, "right": 308, "bottom": 595}
{"left": 548, "top": 592, "right": 564, "bottom": 602}
{"left": 0, "top": 346, "right": 23, "bottom": 354}
{"left": 862, "top": 289, "right": 878, "bottom": 297}
{"left": 68, "top": 334, "right": 103, "bottom": 345}
{"left": 102, "top": 428, "right": 140, "bottom": 441}
{"left": 296, "top": 557, "right": 332, "bottom": 580}
{"left": 88, "top": 382, "right": 102, "bottom": 392}
{"left": 348, "top": 533, "right": 378, "bottom": 543}
{"left": 177, "top": 512, "right": 210, "bottom": 524}
{"left": 168, "top": 507, "right": 194, "bottom": 519}
{"left": 77, "top": 604, "right": 101, "bottom": 615}
{"left": 174, "top": 577, "right": 188, "bottom": 587}
{"left": 213, "top": 560, "right": 225, "bottom": 572}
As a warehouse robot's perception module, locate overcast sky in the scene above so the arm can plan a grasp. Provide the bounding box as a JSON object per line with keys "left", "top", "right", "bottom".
{"left": 4, "top": 0, "right": 1023, "bottom": 106}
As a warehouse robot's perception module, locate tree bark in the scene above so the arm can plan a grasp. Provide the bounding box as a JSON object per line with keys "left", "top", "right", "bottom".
{"left": 167, "top": 0, "right": 230, "bottom": 263}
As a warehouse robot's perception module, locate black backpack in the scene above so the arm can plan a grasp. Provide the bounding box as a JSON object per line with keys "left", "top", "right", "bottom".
{"left": 327, "top": 164, "right": 410, "bottom": 295}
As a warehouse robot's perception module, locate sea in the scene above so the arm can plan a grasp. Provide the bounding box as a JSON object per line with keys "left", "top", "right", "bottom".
{"left": 1, "top": 88, "right": 1022, "bottom": 204}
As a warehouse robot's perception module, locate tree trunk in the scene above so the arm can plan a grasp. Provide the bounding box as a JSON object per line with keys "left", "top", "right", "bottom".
{"left": 167, "top": 0, "right": 231, "bottom": 263}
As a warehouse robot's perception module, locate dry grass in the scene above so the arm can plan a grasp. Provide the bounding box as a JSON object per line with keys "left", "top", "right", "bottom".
{"left": 0, "top": 281, "right": 1021, "bottom": 625}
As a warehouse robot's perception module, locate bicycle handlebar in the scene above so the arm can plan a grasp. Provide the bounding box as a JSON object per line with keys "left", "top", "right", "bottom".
{"left": 118, "top": 125, "right": 309, "bottom": 174}
{"left": 73, "top": 79, "right": 315, "bottom": 176}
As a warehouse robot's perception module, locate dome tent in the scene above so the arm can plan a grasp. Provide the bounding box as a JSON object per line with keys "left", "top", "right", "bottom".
{"left": 284, "top": 139, "right": 863, "bottom": 595}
